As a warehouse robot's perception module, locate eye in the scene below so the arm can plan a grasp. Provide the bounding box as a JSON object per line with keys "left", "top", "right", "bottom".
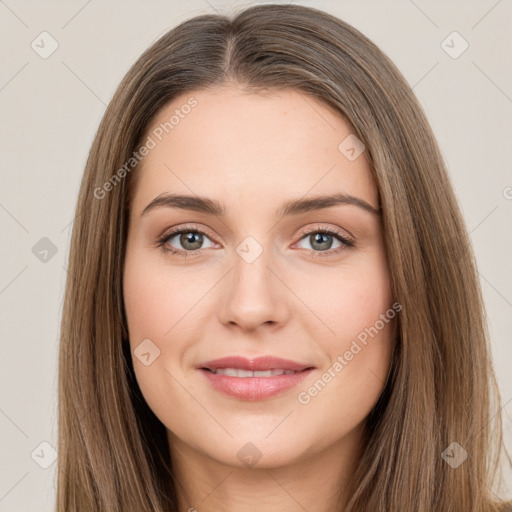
{"left": 294, "top": 225, "right": 355, "bottom": 258}
{"left": 157, "top": 224, "right": 355, "bottom": 258}
{"left": 157, "top": 226, "right": 216, "bottom": 256}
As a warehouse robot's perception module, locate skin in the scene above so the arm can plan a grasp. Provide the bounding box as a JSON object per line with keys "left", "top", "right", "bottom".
{"left": 123, "top": 84, "right": 396, "bottom": 512}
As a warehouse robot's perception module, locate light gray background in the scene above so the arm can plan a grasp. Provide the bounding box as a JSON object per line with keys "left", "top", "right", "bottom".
{"left": 0, "top": 0, "right": 511, "bottom": 509}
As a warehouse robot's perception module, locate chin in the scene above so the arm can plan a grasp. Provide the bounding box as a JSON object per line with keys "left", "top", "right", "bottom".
{"left": 200, "top": 435, "right": 312, "bottom": 470}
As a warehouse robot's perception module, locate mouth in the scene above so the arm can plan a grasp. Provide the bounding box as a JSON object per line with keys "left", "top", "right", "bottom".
{"left": 202, "top": 368, "right": 302, "bottom": 377}
{"left": 197, "top": 356, "right": 315, "bottom": 401}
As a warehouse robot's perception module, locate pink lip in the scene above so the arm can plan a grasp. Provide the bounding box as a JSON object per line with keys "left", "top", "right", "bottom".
{"left": 198, "top": 356, "right": 312, "bottom": 372}
{"left": 197, "top": 356, "right": 315, "bottom": 401}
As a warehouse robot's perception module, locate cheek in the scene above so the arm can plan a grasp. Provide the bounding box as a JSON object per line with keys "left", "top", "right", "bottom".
{"left": 123, "top": 271, "right": 169, "bottom": 341}
{"left": 300, "top": 255, "right": 392, "bottom": 345}
{"left": 123, "top": 252, "right": 201, "bottom": 344}
{"left": 122, "top": 252, "right": 203, "bottom": 427}
{"left": 307, "top": 275, "right": 394, "bottom": 392}
{"left": 292, "top": 253, "right": 394, "bottom": 419}
{"left": 122, "top": 251, "right": 216, "bottom": 389}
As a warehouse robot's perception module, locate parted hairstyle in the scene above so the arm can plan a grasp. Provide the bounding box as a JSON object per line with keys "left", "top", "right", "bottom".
{"left": 57, "top": 3, "right": 511, "bottom": 511}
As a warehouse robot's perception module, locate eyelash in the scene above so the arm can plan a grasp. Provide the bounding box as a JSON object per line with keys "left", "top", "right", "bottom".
{"left": 156, "top": 224, "right": 355, "bottom": 259}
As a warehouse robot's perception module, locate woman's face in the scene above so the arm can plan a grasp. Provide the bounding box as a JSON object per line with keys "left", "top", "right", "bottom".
{"left": 123, "top": 85, "right": 396, "bottom": 469}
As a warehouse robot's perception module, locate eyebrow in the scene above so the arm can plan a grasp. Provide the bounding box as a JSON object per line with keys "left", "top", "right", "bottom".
{"left": 141, "top": 192, "right": 382, "bottom": 218}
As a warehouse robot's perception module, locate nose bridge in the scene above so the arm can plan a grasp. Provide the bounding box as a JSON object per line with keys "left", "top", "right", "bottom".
{"left": 218, "top": 234, "right": 288, "bottom": 329}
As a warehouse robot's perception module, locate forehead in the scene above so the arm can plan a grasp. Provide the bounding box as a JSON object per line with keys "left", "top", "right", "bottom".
{"left": 131, "top": 86, "right": 378, "bottom": 215}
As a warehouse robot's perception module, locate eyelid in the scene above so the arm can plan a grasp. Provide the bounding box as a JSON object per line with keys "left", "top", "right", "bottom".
{"left": 294, "top": 223, "right": 354, "bottom": 243}
{"left": 158, "top": 223, "right": 219, "bottom": 243}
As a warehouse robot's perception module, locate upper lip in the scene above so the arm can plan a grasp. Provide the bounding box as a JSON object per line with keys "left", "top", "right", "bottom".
{"left": 198, "top": 356, "right": 314, "bottom": 372}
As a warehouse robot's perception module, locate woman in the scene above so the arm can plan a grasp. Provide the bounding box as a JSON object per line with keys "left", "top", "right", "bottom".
{"left": 57, "top": 4, "right": 511, "bottom": 511}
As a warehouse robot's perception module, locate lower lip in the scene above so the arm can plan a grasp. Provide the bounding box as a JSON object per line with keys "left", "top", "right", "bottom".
{"left": 199, "top": 368, "right": 314, "bottom": 401}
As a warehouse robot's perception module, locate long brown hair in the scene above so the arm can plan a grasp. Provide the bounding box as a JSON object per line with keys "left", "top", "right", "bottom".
{"left": 57, "top": 4, "right": 511, "bottom": 511}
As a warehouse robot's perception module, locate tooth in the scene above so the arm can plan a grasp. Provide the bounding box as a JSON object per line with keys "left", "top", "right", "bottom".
{"left": 219, "top": 368, "right": 238, "bottom": 377}
{"left": 237, "top": 369, "right": 254, "bottom": 377}
{"left": 254, "top": 370, "right": 273, "bottom": 377}
{"left": 211, "top": 368, "right": 299, "bottom": 377}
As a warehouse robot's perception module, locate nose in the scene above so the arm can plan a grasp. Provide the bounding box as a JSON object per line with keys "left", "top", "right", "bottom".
{"left": 217, "top": 243, "right": 290, "bottom": 332}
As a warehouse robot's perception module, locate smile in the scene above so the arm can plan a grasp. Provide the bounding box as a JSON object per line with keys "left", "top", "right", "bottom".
{"left": 197, "top": 356, "right": 315, "bottom": 400}
{"left": 205, "top": 368, "right": 299, "bottom": 377}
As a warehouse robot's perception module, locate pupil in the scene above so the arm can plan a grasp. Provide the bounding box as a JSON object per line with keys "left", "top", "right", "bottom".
{"left": 312, "top": 233, "right": 332, "bottom": 251}
{"left": 181, "top": 232, "right": 202, "bottom": 250}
